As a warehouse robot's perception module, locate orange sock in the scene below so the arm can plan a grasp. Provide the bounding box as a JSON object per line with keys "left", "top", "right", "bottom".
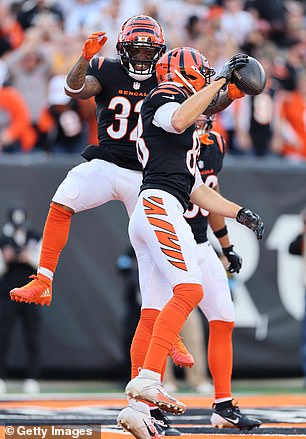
{"left": 130, "top": 308, "right": 160, "bottom": 379}
{"left": 38, "top": 202, "right": 73, "bottom": 275}
{"left": 143, "top": 283, "right": 203, "bottom": 373}
{"left": 208, "top": 320, "right": 234, "bottom": 399}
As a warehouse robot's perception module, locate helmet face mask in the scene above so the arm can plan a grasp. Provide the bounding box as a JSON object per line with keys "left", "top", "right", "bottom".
{"left": 156, "top": 47, "right": 215, "bottom": 94}
{"left": 196, "top": 114, "right": 215, "bottom": 136}
{"left": 117, "top": 15, "right": 166, "bottom": 80}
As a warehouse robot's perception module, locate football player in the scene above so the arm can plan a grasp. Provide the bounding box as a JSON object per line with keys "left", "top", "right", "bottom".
{"left": 9, "top": 15, "right": 166, "bottom": 308}
{"left": 117, "top": 47, "right": 263, "bottom": 435}
{"left": 183, "top": 114, "right": 261, "bottom": 429}
{"left": 9, "top": 16, "right": 179, "bottom": 437}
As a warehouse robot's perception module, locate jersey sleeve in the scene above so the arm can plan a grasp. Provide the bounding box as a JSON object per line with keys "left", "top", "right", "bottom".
{"left": 149, "top": 84, "right": 186, "bottom": 133}
{"left": 153, "top": 102, "right": 181, "bottom": 133}
{"left": 86, "top": 56, "right": 105, "bottom": 86}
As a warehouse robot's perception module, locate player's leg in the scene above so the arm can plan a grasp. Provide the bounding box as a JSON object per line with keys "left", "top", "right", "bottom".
{"left": 115, "top": 167, "right": 143, "bottom": 217}
{"left": 197, "top": 242, "right": 261, "bottom": 430}
{"left": 119, "top": 217, "right": 180, "bottom": 436}
{"left": 196, "top": 242, "right": 235, "bottom": 400}
{"left": 125, "top": 190, "right": 203, "bottom": 413}
{"left": 10, "top": 160, "right": 127, "bottom": 306}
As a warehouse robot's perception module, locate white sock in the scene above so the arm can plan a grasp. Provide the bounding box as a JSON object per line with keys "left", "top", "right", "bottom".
{"left": 128, "top": 399, "right": 150, "bottom": 413}
{"left": 138, "top": 369, "right": 161, "bottom": 381}
{"left": 38, "top": 267, "right": 53, "bottom": 280}
{"left": 215, "top": 397, "right": 232, "bottom": 404}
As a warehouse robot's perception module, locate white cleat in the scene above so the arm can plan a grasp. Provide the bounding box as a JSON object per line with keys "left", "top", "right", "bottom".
{"left": 125, "top": 375, "right": 186, "bottom": 414}
{"left": 117, "top": 406, "right": 161, "bottom": 439}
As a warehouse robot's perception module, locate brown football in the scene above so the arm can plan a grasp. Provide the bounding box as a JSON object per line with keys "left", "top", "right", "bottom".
{"left": 232, "top": 56, "right": 266, "bottom": 95}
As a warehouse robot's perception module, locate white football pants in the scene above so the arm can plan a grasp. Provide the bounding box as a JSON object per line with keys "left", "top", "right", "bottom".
{"left": 53, "top": 159, "right": 142, "bottom": 216}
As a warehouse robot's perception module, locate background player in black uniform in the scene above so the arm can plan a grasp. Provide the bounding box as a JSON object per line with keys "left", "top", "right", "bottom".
{"left": 184, "top": 116, "right": 259, "bottom": 429}
{"left": 118, "top": 47, "right": 263, "bottom": 436}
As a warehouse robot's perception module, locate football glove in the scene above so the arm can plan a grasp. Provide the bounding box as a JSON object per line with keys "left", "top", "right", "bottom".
{"left": 227, "top": 83, "right": 245, "bottom": 100}
{"left": 222, "top": 245, "right": 242, "bottom": 273}
{"left": 215, "top": 54, "right": 249, "bottom": 86}
{"left": 82, "top": 32, "right": 107, "bottom": 61}
{"left": 236, "top": 208, "right": 264, "bottom": 240}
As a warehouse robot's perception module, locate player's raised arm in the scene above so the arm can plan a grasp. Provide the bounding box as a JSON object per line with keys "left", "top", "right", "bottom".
{"left": 65, "top": 32, "right": 107, "bottom": 99}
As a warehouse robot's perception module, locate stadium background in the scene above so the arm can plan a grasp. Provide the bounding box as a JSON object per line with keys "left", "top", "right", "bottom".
{"left": 0, "top": 0, "right": 305, "bottom": 384}
{"left": 0, "top": 154, "right": 305, "bottom": 380}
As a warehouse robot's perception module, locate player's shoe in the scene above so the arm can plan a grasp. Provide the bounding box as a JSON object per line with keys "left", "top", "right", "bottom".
{"left": 210, "top": 399, "right": 262, "bottom": 430}
{"left": 151, "top": 408, "right": 181, "bottom": 436}
{"left": 117, "top": 406, "right": 161, "bottom": 439}
{"left": 10, "top": 273, "right": 52, "bottom": 306}
{"left": 125, "top": 374, "right": 186, "bottom": 414}
{"left": 169, "top": 336, "right": 195, "bottom": 368}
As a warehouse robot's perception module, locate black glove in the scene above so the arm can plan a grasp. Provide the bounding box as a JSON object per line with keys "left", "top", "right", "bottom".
{"left": 214, "top": 54, "right": 249, "bottom": 85}
{"left": 222, "top": 245, "right": 242, "bottom": 274}
{"left": 236, "top": 208, "right": 264, "bottom": 240}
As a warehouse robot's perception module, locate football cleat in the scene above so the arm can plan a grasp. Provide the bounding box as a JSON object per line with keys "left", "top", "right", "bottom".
{"left": 169, "top": 336, "right": 195, "bottom": 368}
{"left": 210, "top": 399, "right": 262, "bottom": 430}
{"left": 10, "top": 273, "right": 52, "bottom": 306}
{"left": 151, "top": 408, "right": 181, "bottom": 436}
{"left": 117, "top": 406, "right": 161, "bottom": 439}
{"left": 125, "top": 375, "right": 186, "bottom": 414}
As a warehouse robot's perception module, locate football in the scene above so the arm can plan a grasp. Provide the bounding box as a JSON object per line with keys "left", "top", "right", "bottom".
{"left": 232, "top": 56, "right": 266, "bottom": 95}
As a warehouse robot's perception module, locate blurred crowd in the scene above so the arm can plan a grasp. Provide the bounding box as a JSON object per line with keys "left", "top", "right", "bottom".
{"left": 0, "top": 0, "right": 305, "bottom": 159}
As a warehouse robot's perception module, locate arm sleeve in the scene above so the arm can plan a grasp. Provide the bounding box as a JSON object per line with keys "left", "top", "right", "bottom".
{"left": 153, "top": 102, "right": 181, "bottom": 133}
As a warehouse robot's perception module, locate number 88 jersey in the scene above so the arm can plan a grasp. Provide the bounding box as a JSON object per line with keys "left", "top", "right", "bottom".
{"left": 81, "top": 57, "right": 157, "bottom": 171}
{"left": 138, "top": 84, "right": 201, "bottom": 211}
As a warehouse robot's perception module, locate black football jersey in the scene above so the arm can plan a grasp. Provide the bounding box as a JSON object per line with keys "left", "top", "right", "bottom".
{"left": 81, "top": 57, "right": 157, "bottom": 171}
{"left": 139, "top": 84, "right": 200, "bottom": 211}
{"left": 185, "top": 131, "right": 225, "bottom": 243}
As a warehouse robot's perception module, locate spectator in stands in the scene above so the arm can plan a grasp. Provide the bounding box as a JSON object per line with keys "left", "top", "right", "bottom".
{"left": 38, "top": 75, "right": 86, "bottom": 153}
{"left": 219, "top": 0, "right": 255, "bottom": 48}
{"left": 5, "top": 28, "right": 52, "bottom": 149}
{"left": 16, "top": 0, "right": 64, "bottom": 31}
{"left": 272, "top": 69, "right": 306, "bottom": 161}
{"left": 0, "top": 204, "right": 42, "bottom": 394}
{"left": 234, "top": 50, "right": 282, "bottom": 156}
{"left": 289, "top": 208, "right": 306, "bottom": 385}
{"left": 247, "top": 0, "right": 287, "bottom": 46}
{"left": 0, "top": 61, "right": 37, "bottom": 153}
{"left": 0, "top": 3, "right": 24, "bottom": 56}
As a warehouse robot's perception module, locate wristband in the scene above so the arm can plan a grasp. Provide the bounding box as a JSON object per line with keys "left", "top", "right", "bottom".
{"left": 214, "top": 226, "right": 228, "bottom": 238}
{"left": 64, "top": 78, "right": 85, "bottom": 94}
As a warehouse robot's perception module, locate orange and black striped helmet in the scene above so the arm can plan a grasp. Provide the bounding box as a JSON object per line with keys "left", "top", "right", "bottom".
{"left": 116, "top": 15, "right": 166, "bottom": 78}
{"left": 156, "top": 47, "right": 215, "bottom": 94}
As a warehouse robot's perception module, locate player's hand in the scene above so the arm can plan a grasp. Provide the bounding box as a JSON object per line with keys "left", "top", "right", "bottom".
{"left": 222, "top": 245, "right": 242, "bottom": 273}
{"left": 236, "top": 207, "right": 264, "bottom": 240}
{"left": 82, "top": 32, "right": 107, "bottom": 61}
{"left": 227, "top": 83, "right": 245, "bottom": 100}
{"left": 215, "top": 54, "right": 249, "bottom": 85}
